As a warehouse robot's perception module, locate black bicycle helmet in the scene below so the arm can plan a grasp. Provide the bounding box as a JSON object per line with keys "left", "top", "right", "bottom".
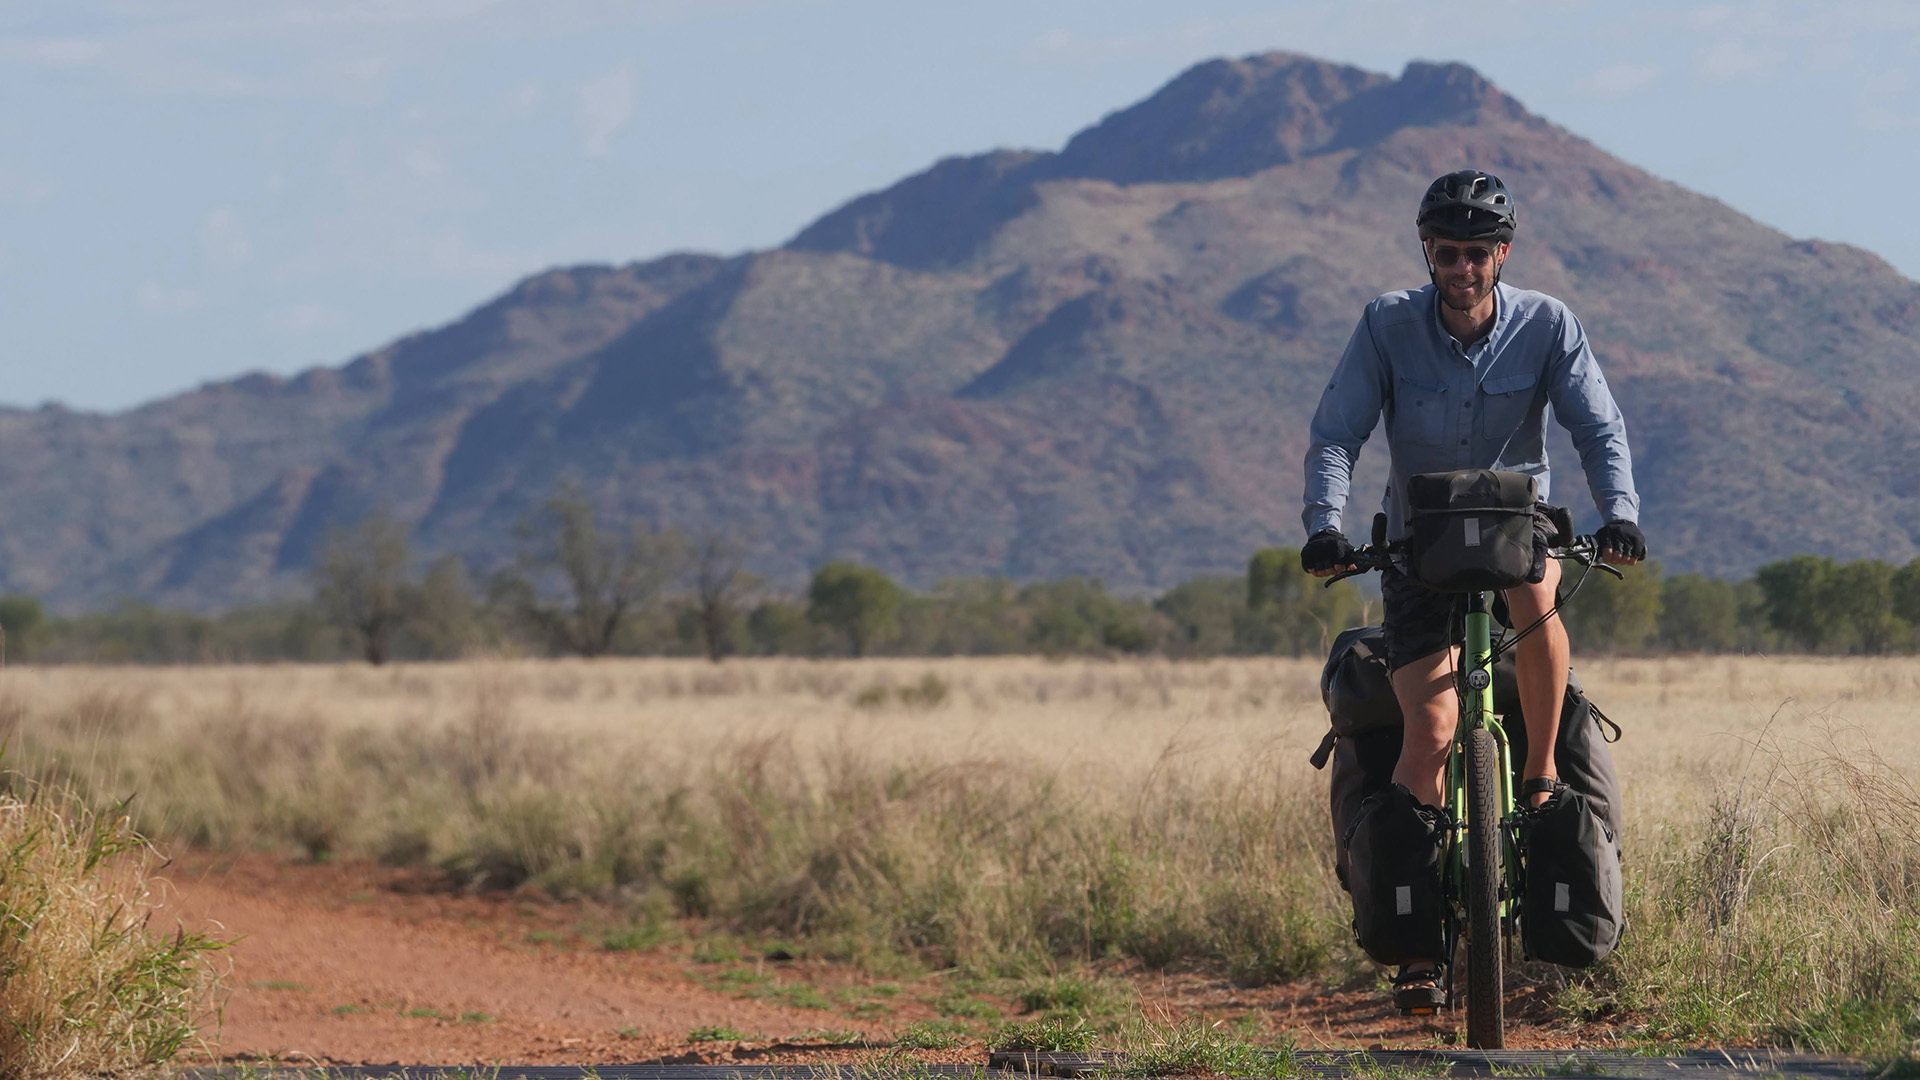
{"left": 1416, "top": 170, "right": 1516, "bottom": 242}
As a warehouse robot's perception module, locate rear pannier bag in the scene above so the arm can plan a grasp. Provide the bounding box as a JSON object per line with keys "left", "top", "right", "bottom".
{"left": 1315, "top": 624, "right": 1628, "bottom": 967}
{"left": 1405, "top": 469, "right": 1538, "bottom": 592}
{"left": 1345, "top": 784, "right": 1449, "bottom": 967}
{"left": 1320, "top": 626, "right": 1402, "bottom": 738}
{"left": 1517, "top": 788, "right": 1624, "bottom": 968}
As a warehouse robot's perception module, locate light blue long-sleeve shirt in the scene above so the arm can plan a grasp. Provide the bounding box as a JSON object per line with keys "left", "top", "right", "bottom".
{"left": 1302, "top": 282, "right": 1639, "bottom": 540}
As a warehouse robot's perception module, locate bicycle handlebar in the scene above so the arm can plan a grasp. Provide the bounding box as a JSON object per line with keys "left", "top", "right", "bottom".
{"left": 1318, "top": 535, "right": 1626, "bottom": 588}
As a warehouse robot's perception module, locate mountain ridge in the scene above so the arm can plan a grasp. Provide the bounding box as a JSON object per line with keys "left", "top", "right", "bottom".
{"left": 5, "top": 52, "right": 1918, "bottom": 611}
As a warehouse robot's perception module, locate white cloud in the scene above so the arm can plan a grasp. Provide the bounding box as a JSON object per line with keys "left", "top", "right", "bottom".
{"left": 135, "top": 281, "right": 203, "bottom": 316}
{"left": 200, "top": 207, "right": 253, "bottom": 269}
{"left": 578, "top": 64, "right": 635, "bottom": 157}
{"left": 1700, "top": 39, "right": 1774, "bottom": 81}
{"left": 1579, "top": 61, "right": 1660, "bottom": 97}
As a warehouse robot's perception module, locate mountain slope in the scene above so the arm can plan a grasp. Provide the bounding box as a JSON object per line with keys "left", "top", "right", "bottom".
{"left": 5, "top": 52, "right": 1917, "bottom": 609}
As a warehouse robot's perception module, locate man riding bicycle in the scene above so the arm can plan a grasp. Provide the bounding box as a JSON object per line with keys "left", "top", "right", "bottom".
{"left": 1299, "top": 170, "right": 1646, "bottom": 1009}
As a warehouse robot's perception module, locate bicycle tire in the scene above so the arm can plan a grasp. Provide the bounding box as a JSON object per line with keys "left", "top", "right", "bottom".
{"left": 1464, "top": 726, "right": 1505, "bottom": 1049}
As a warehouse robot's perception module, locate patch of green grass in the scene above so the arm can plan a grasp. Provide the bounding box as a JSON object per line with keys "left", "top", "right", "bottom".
{"left": 253, "top": 980, "right": 310, "bottom": 992}
{"left": 787, "top": 1022, "right": 864, "bottom": 1045}
{"left": 692, "top": 939, "right": 743, "bottom": 965}
{"left": 708, "top": 967, "right": 772, "bottom": 989}
{"left": 934, "top": 988, "right": 1002, "bottom": 1021}
{"left": 330, "top": 1003, "right": 365, "bottom": 1016}
{"left": 688, "top": 1024, "right": 745, "bottom": 1042}
{"left": 895, "top": 1020, "right": 968, "bottom": 1050}
{"left": 458, "top": 1011, "right": 494, "bottom": 1025}
{"left": 767, "top": 981, "right": 835, "bottom": 1010}
{"left": 1017, "top": 973, "right": 1127, "bottom": 1017}
{"left": 1099, "top": 1014, "right": 1291, "bottom": 1078}
{"left": 404, "top": 1007, "right": 442, "bottom": 1019}
{"left": 989, "top": 1015, "right": 1097, "bottom": 1053}
{"left": 523, "top": 929, "right": 566, "bottom": 945}
{"left": 600, "top": 923, "right": 673, "bottom": 952}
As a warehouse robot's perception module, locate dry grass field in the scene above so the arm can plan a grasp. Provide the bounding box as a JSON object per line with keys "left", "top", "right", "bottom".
{"left": 3, "top": 655, "right": 1919, "bottom": 1060}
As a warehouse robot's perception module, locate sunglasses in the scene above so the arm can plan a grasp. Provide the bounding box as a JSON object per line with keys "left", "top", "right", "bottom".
{"left": 1427, "top": 242, "right": 1501, "bottom": 268}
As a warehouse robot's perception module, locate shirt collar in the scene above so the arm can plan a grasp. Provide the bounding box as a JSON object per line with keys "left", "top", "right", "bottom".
{"left": 1429, "top": 282, "right": 1510, "bottom": 361}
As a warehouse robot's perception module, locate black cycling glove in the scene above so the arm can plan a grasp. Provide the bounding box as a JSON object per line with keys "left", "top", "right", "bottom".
{"left": 1595, "top": 520, "right": 1647, "bottom": 562}
{"left": 1301, "top": 528, "right": 1356, "bottom": 574}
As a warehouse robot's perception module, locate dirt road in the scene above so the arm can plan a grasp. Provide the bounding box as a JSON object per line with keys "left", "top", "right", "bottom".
{"left": 160, "top": 857, "right": 1606, "bottom": 1066}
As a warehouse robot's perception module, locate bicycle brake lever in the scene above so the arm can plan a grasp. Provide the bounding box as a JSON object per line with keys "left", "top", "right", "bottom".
{"left": 1322, "top": 568, "right": 1363, "bottom": 588}
{"left": 1596, "top": 562, "right": 1626, "bottom": 579}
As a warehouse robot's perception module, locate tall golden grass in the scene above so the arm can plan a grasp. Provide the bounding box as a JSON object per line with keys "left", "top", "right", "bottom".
{"left": 0, "top": 771, "right": 222, "bottom": 1080}
{"left": 3, "top": 655, "right": 1918, "bottom": 1056}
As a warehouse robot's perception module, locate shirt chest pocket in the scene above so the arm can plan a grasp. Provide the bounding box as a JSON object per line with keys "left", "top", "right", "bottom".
{"left": 1480, "top": 371, "right": 1539, "bottom": 439}
{"left": 1393, "top": 375, "right": 1452, "bottom": 446}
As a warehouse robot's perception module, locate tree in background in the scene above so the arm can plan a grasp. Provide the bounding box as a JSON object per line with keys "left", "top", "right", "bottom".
{"left": 1245, "top": 547, "right": 1366, "bottom": 656}
{"left": 411, "top": 554, "right": 479, "bottom": 659}
{"left": 896, "top": 578, "right": 1024, "bottom": 655}
{"left": 314, "top": 514, "right": 414, "bottom": 665}
{"left": 1153, "top": 576, "right": 1246, "bottom": 658}
{"left": 1560, "top": 559, "right": 1663, "bottom": 654}
{"left": 1830, "top": 560, "right": 1906, "bottom": 654}
{"left": 1894, "top": 559, "right": 1920, "bottom": 633}
{"left": 1017, "top": 577, "right": 1151, "bottom": 655}
{"left": 689, "top": 532, "right": 755, "bottom": 662}
{"left": 1657, "top": 573, "right": 1742, "bottom": 653}
{"left": 495, "top": 491, "right": 686, "bottom": 658}
{"left": 807, "top": 562, "right": 904, "bottom": 657}
{"left": 0, "top": 595, "right": 45, "bottom": 665}
{"left": 1756, "top": 555, "right": 1849, "bottom": 653}
{"left": 746, "top": 599, "right": 814, "bottom": 655}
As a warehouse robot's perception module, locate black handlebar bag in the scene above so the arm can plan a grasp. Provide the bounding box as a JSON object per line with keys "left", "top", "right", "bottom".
{"left": 1404, "top": 469, "right": 1538, "bottom": 592}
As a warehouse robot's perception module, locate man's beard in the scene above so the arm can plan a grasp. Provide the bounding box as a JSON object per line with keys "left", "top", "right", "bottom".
{"left": 1432, "top": 272, "right": 1494, "bottom": 312}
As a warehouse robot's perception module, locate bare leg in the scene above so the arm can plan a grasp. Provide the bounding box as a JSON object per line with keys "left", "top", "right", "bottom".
{"left": 1502, "top": 558, "right": 1568, "bottom": 806}
{"left": 1390, "top": 648, "right": 1458, "bottom": 808}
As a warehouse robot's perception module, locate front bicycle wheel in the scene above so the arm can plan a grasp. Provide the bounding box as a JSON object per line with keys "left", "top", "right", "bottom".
{"left": 1464, "top": 726, "right": 1505, "bottom": 1049}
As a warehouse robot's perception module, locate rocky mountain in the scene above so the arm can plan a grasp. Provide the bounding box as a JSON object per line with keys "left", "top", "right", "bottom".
{"left": 6, "top": 52, "right": 1918, "bottom": 610}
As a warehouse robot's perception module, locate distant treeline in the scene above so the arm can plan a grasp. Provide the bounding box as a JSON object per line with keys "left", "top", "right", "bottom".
{"left": 0, "top": 494, "right": 1916, "bottom": 664}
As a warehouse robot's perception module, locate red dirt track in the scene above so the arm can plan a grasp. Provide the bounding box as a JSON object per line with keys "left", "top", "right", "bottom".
{"left": 161, "top": 856, "right": 1614, "bottom": 1067}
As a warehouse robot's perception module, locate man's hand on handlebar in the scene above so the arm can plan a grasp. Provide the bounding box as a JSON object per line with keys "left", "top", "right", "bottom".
{"left": 1594, "top": 520, "right": 1647, "bottom": 567}
{"left": 1301, "top": 529, "right": 1358, "bottom": 577}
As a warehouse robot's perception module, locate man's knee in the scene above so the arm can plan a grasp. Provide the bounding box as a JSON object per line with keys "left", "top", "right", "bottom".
{"left": 1505, "top": 558, "right": 1562, "bottom": 623}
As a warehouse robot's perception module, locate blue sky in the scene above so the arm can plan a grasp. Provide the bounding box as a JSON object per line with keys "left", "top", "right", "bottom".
{"left": 5, "top": 0, "right": 1919, "bottom": 412}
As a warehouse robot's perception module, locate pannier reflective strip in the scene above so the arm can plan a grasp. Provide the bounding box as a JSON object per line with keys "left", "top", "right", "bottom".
{"left": 1396, "top": 886, "right": 1412, "bottom": 915}
{"left": 1464, "top": 518, "right": 1481, "bottom": 547}
{"left": 1555, "top": 882, "right": 1571, "bottom": 912}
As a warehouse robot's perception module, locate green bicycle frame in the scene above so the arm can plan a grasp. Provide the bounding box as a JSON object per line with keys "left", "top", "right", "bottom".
{"left": 1444, "top": 592, "right": 1518, "bottom": 919}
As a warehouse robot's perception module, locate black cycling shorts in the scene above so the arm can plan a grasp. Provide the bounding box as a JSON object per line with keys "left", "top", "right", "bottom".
{"left": 1380, "top": 505, "right": 1558, "bottom": 672}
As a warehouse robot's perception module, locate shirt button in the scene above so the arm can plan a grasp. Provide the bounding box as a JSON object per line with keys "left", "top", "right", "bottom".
{"left": 1462, "top": 402, "right": 1471, "bottom": 409}
{"left": 1459, "top": 439, "right": 1468, "bottom": 446}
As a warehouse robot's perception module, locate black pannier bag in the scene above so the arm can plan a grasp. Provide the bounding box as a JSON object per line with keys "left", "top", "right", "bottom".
{"left": 1344, "top": 784, "right": 1449, "bottom": 967}
{"left": 1503, "top": 668, "right": 1625, "bottom": 968}
{"left": 1314, "top": 626, "right": 1627, "bottom": 967}
{"left": 1515, "top": 787, "right": 1623, "bottom": 968}
{"left": 1405, "top": 469, "right": 1538, "bottom": 592}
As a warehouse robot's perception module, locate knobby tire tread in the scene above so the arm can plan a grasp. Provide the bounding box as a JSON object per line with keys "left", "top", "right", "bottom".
{"left": 1465, "top": 726, "right": 1505, "bottom": 1049}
